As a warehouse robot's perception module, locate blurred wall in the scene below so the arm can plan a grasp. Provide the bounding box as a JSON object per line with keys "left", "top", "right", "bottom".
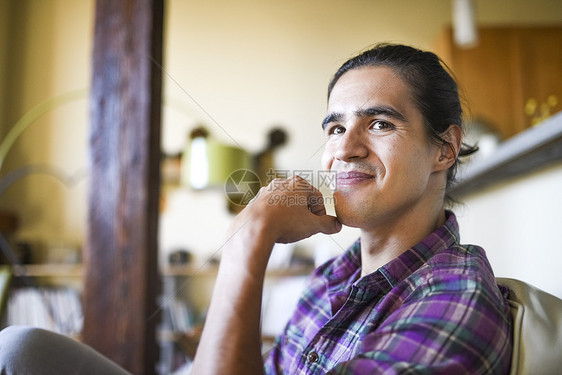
{"left": 457, "top": 162, "right": 562, "bottom": 298}
{"left": 0, "top": 0, "right": 92, "bottom": 257}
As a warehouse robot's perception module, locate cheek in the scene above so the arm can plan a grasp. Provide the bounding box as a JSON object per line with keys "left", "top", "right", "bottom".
{"left": 391, "top": 147, "right": 435, "bottom": 183}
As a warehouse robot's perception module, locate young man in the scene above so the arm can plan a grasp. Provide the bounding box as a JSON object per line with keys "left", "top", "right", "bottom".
{"left": 192, "top": 44, "right": 513, "bottom": 374}
{"left": 0, "top": 44, "right": 511, "bottom": 375}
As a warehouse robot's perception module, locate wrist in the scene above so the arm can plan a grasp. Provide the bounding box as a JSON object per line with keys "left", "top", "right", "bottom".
{"left": 221, "top": 216, "right": 276, "bottom": 278}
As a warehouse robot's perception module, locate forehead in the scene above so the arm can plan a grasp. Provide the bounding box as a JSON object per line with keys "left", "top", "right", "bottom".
{"left": 327, "top": 66, "right": 416, "bottom": 115}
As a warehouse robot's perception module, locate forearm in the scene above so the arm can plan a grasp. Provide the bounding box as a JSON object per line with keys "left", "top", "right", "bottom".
{"left": 192, "top": 177, "right": 341, "bottom": 374}
{"left": 192, "top": 221, "right": 274, "bottom": 375}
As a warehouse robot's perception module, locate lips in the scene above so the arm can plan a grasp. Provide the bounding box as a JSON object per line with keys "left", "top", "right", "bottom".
{"left": 335, "top": 171, "right": 375, "bottom": 187}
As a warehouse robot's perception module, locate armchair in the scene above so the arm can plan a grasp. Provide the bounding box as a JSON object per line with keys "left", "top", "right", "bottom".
{"left": 497, "top": 278, "right": 562, "bottom": 375}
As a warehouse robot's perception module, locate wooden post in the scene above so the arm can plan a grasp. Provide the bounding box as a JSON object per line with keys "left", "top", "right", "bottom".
{"left": 83, "top": 0, "right": 163, "bottom": 374}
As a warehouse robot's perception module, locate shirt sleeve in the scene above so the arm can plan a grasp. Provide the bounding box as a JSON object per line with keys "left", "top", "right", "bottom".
{"left": 327, "top": 279, "right": 512, "bottom": 375}
{"left": 263, "top": 335, "right": 283, "bottom": 375}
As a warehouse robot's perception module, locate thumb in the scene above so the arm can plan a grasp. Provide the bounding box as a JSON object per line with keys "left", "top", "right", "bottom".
{"left": 315, "top": 215, "right": 342, "bottom": 235}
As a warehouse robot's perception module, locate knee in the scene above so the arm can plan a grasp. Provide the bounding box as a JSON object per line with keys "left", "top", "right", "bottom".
{"left": 0, "top": 326, "right": 51, "bottom": 369}
{"left": 0, "top": 325, "right": 45, "bottom": 346}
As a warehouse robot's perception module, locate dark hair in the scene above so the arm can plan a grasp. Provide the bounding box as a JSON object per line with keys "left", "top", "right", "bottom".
{"left": 328, "top": 43, "right": 477, "bottom": 203}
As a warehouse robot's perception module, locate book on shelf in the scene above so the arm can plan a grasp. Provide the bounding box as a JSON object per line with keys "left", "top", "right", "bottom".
{"left": 161, "top": 297, "right": 195, "bottom": 333}
{"left": 6, "top": 287, "right": 83, "bottom": 337}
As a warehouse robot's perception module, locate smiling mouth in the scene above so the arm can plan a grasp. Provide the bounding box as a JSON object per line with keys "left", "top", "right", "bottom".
{"left": 336, "top": 171, "right": 375, "bottom": 187}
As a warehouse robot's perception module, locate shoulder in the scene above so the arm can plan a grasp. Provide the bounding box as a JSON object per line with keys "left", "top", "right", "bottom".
{"left": 423, "top": 243, "right": 498, "bottom": 292}
{"left": 360, "top": 245, "right": 513, "bottom": 373}
{"left": 392, "top": 242, "right": 512, "bottom": 335}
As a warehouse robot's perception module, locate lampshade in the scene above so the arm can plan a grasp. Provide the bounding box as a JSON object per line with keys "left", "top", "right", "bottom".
{"left": 181, "top": 135, "right": 251, "bottom": 190}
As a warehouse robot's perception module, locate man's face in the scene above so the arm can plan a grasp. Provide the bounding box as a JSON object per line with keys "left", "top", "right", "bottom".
{"left": 321, "top": 66, "right": 441, "bottom": 230}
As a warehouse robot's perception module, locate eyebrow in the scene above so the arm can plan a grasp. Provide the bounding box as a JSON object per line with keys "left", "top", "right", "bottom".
{"left": 322, "top": 105, "right": 407, "bottom": 130}
{"left": 321, "top": 112, "right": 345, "bottom": 129}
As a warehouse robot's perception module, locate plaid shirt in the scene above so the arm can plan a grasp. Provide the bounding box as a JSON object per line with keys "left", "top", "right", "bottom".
{"left": 264, "top": 212, "right": 512, "bottom": 374}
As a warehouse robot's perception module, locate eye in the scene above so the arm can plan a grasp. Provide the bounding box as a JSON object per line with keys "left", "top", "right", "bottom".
{"left": 327, "top": 125, "right": 345, "bottom": 136}
{"left": 370, "top": 120, "right": 394, "bottom": 131}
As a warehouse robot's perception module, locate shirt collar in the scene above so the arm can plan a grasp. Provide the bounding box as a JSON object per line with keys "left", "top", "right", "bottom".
{"left": 324, "top": 210, "right": 461, "bottom": 293}
{"left": 378, "top": 210, "right": 460, "bottom": 287}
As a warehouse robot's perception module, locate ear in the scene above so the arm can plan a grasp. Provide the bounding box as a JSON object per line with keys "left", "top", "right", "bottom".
{"left": 434, "top": 125, "right": 462, "bottom": 171}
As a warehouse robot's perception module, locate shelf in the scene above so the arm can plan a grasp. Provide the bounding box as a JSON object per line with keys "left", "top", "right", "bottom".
{"left": 160, "top": 264, "right": 315, "bottom": 278}
{"left": 13, "top": 264, "right": 83, "bottom": 278}
{"left": 160, "top": 265, "right": 219, "bottom": 277}
{"left": 157, "top": 328, "right": 276, "bottom": 353}
{"left": 450, "top": 111, "right": 562, "bottom": 197}
{"left": 10, "top": 263, "right": 314, "bottom": 278}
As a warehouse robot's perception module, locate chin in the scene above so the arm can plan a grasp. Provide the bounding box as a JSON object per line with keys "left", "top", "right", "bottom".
{"left": 334, "top": 203, "right": 368, "bottom": 229}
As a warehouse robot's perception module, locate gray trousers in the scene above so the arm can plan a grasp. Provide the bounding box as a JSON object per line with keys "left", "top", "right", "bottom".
{"left": 0, "top": 326, "right": 131, "bottom": 374}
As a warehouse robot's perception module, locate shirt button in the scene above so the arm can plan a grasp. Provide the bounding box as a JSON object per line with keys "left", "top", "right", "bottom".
{"left": 307, "top": 351, "right": 319, "bottom": 363}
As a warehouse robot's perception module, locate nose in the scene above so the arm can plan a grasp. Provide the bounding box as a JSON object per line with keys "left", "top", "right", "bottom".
{"left": 333, "top": 126, "right": 369, "bottom": 161}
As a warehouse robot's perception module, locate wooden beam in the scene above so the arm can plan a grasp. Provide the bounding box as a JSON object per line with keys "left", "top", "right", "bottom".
{"left": 83, "top": 1, "right": 163, "bottom": 374}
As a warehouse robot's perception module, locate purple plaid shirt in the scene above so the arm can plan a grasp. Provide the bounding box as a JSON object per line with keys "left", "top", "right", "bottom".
{"left": 264, "top": 212, "right": 512, "bottom": 374}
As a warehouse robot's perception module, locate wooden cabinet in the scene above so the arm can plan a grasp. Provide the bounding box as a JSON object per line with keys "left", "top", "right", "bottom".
{"left": 434, "top": 27, "right": 562, "bottom": 139}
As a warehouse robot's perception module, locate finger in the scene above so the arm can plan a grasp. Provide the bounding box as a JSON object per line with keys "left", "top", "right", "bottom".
{"left": 267, "top": 178, "right": 286, "bottom": 192}
{"left": 314, "top": 214, "right": 342, "bottom": 235}
{"left": 284, "top": 176, "right": 327, "bottom": 214}
{"left": 307, "top": 188, "right": 327, "bottom": 216}
{"left": 276, "top": 214, "right": 342, "bottom": 244}
{"left": 290, "top": 177, "right": 327, "bottom": 216}
{"left": 247, "top": 187, "right": 264, "bottom": 205}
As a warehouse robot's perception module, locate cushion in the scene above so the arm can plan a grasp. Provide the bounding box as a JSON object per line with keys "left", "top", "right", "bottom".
{"left": 496, "top": 278, "right": 562, "bottom": 375}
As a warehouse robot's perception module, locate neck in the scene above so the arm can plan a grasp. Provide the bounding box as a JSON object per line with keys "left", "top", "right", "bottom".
{"left": 359, "top": 203, "right": 446, "bottom": 277}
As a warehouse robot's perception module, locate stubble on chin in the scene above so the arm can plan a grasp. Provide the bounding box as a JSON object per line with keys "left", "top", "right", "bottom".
{"left": 332, "top": 192, "right": 371, "bottom": 229}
